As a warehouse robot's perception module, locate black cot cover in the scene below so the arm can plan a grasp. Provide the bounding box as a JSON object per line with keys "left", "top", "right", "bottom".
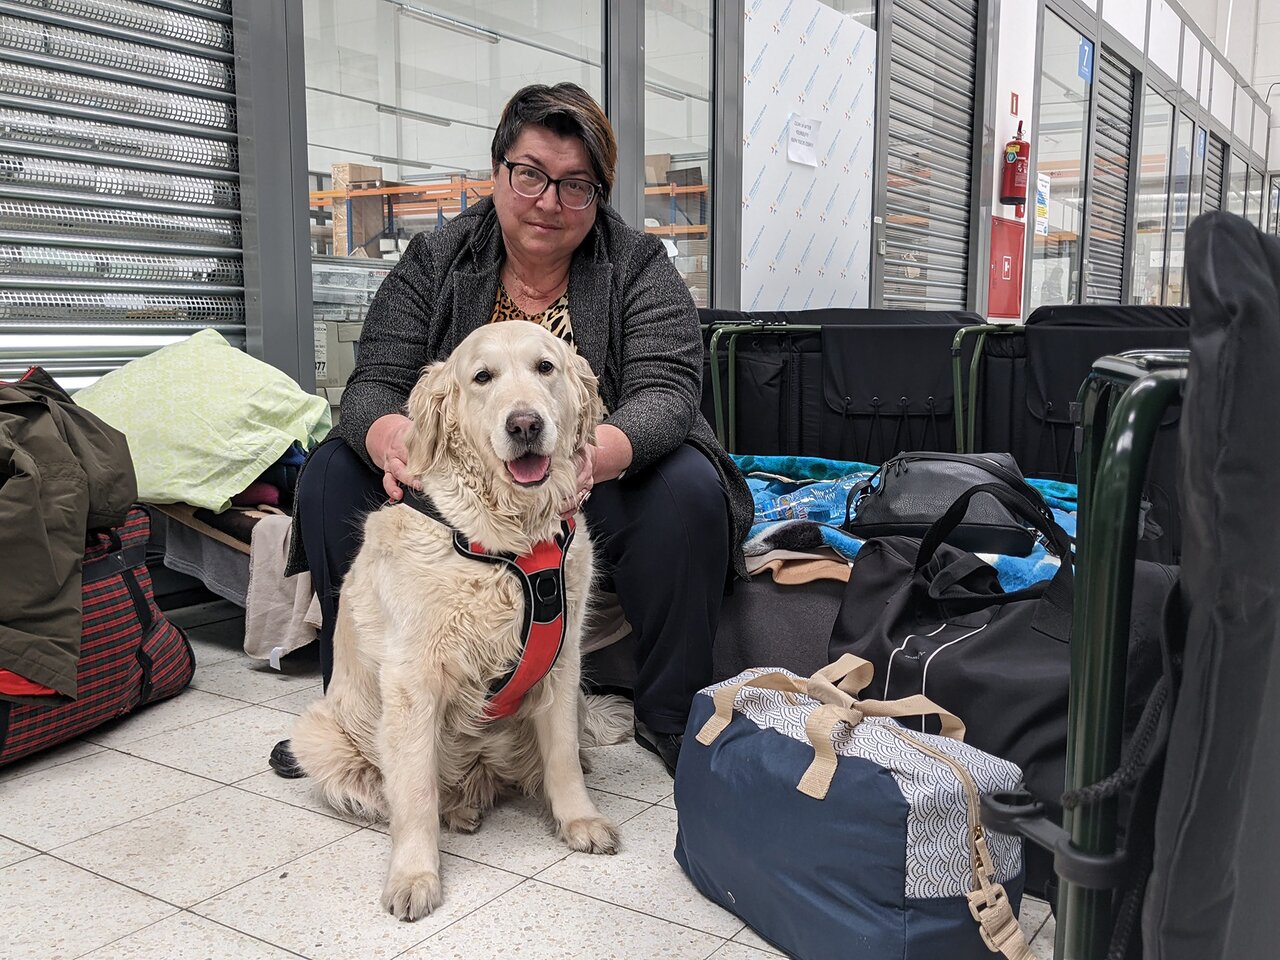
{"left": 1144, "top": 211, "right": 1280, "bottom": 958}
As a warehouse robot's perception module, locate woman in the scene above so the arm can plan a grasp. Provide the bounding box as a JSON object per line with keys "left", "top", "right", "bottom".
{"left": 277, "top": 83, "right": 752, "bottom": 778}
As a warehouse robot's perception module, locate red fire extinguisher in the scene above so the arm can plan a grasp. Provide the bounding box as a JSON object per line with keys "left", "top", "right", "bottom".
{"left": 1000, "top": 121, "right": 1030, "bottom": 218}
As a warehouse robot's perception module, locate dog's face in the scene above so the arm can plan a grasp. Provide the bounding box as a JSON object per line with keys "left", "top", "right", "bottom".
{"left": 404, "top": 322, "right": 603, "bottom": 495}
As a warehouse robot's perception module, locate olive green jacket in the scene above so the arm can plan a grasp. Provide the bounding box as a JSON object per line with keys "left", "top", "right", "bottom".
{"left": 1, "top": 368, "right": 136, "bottom": 700}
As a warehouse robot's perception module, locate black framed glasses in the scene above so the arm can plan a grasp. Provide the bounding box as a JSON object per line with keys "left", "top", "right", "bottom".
{"left": 500, "top": 158, "right": 600, "bottom": 210}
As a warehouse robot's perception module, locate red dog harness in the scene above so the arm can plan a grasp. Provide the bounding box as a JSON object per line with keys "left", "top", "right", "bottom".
{"left": 401, "top": 490, "right": 574, "bottom": 720}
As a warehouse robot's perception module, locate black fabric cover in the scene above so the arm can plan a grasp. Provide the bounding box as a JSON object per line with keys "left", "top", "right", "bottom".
{"left": 971, "top": 312, "right": 1190, "bottom": 564}
{"left": 1026, "top": 304, "right": 1190, "bottom": 328}
{"left": 1143, "top": 211, "right": 1280, "bottom": 958}
{"left": 700, "top": 310, "right": 969, "bottom": 461}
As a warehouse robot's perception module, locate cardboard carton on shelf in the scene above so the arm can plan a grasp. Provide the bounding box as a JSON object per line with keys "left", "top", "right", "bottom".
{"left": 644, "top": 153, "right": 672, "bottom": 184}
{"left": 331, "top": 162, "right": 385, "bottom": 258}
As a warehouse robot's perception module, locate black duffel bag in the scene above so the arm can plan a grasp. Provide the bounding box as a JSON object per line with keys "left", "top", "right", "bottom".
{"left": 842, "top": 451, "right": 1043, "bottom": 557}
{"left": 829, "top": 481, "right": 1173, "bottom": 895}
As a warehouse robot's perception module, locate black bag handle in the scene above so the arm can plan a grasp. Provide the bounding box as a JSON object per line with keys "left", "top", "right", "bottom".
{"left": 914, "top": 481, "right": 1068, "bottom": 572}
{"left": 914, "top": 482, "right": 1074, "bottom": 642}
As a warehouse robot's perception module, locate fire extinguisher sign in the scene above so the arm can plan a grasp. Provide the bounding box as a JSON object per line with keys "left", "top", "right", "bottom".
{"left": 1078, "top": 37, "right": 1094, "bottom": 84}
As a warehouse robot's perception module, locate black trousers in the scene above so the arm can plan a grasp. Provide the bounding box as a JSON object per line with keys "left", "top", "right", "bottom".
{"left": 295, "top": 437, "right": 730, "bottom": 735}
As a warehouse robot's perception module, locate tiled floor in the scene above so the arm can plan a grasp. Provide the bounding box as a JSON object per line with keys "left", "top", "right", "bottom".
{"left": 2, "top": 600, "right": 1057, "bottom": 960}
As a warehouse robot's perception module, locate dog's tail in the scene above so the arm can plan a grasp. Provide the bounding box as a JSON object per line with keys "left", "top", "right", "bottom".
{"left": 579, "top": 692, "right": 635, "bottom": 747}
{"left": 292, "top": 699, "right": 386, "bottom": 822}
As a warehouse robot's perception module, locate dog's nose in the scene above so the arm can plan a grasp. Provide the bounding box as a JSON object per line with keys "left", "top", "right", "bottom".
{"left": 506, "top": 410, "right": 543, "bottom": 443}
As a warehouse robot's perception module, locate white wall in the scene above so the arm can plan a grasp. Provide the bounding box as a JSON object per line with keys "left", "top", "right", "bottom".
{"left": 739, "top": 0, "right": 875, "bottom": 309}
{"left": 987, "top": 0, "right": 1039, "bottom": 319}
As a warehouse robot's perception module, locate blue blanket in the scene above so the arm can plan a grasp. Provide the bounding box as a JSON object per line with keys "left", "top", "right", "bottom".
{"left": 733, "top": 454, "right": 1076, "bottom": 593}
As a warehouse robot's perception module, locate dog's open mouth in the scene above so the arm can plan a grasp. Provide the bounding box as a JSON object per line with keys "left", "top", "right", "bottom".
{"left": 506, "top": 453, "right": 551, "bottom": 486}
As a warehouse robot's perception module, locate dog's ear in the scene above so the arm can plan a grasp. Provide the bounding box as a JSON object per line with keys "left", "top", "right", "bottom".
{"left": 403, "top": 360, "right": 455, "bottom": 477}
{"left": 569, "top": 352, "right": 605, "bottom": 451}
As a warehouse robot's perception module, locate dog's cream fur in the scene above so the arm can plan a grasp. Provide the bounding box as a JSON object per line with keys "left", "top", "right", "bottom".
{"left": 291, "top": 322, "right": 621, "bottom": 921}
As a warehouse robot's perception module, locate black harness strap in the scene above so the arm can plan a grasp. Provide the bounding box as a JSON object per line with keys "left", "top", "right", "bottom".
{"left": 399, "top": 489, "right": 573, "bottom": 718}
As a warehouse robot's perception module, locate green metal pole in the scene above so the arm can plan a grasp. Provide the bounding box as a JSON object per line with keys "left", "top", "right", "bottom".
{"left": 1058, "top": 366, "right": 1187, "bottom": 960}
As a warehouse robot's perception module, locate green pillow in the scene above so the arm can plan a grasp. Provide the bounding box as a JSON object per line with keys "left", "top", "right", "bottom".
{"left": 75, "top": 329, "right": 330, "bottom": 512}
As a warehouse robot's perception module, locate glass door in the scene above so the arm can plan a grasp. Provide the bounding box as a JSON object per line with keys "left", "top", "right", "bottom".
{"left": 1030, "top": 10, "right": 1093, "bottom": 310}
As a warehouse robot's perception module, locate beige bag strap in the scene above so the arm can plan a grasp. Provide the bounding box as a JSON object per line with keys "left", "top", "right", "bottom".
{"left": 697, "top": 655, "right": 884, "bottom": 747}
{"left": 796, "top": 699, "right": 967, "bottom": 801}
{"left": 885, "top": 728, "right": 1034, "bottom": 960}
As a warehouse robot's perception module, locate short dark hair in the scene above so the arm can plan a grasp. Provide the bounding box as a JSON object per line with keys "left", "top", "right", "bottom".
{"left": 491, "top": 83, "right": 617, "bottom": 202}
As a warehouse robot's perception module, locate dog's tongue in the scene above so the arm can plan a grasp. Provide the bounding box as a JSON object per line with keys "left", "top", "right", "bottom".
{"left": 506, "top": 454, "right": 550, "bottom": 485}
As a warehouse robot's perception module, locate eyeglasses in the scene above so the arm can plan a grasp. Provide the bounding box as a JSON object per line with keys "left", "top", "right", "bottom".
{"left": 500, "top": 158, "right": 600, "bottom": 210}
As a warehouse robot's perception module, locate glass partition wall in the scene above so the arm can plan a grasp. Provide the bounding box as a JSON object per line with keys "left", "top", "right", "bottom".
{"left": 1030, "top": 10, "right": 1093, "bottom": 310}
{"left": 644, "top": 0, "right": 713, "bottom": 305}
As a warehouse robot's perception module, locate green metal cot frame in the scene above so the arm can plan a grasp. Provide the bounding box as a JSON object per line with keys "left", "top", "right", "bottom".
{"left": 1055, "top": 349, "right": 1188, "bottom": 960}
{"left": 979, "top": 349, "right": 1189, "bottom": 960}
{"left": 702, "top": 321, "right": 821, "bottom": 454}
{"left": 950, "top": 323, "right": 1024, "bottom": 453}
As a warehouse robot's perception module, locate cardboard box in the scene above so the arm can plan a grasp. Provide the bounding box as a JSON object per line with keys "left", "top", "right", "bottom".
{"left": 314, "top": 320, "right": 363, "bottom": 389}
{"left": 644, "top": 153, "right": 672, "bottom": 184}
{"left": 331, "top": 162, "right": 385, "bottom": 258}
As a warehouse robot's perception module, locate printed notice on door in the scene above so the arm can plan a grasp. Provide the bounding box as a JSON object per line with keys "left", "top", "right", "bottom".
{"left": 787, "top": 115, "right": 820, "bottom": 167}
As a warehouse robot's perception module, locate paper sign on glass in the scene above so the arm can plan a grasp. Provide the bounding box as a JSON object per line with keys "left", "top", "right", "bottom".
{"left": 787, "top": 115, "right": 820, "bottom": 167}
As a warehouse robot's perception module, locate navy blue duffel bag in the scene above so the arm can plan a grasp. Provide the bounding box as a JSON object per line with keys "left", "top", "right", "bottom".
{"left": 674, "top": 656, "right": 1033, "bottom": 960}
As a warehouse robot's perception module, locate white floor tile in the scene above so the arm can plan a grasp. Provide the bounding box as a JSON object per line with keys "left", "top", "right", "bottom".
{"left": 369, "top": 788, "right": 652, "bottom": 877}
{"left": 233, "top": 771, "right": 370, "bottom": 825}
{"left": 2, "top": 855, "right": 175, "bottom": 960}
{"left": 184, "top": 624, "right": 251, "bottom": 669}
{"left": 119, "top": 703, "right": 296, "bottom": 783}
{"left": 1031, "top": 914, "right": 1057, "bottom": 960}
{"left": 84, "top": 689, "right": 247, "bottom": 748}
{"left": 657, "top": 792, "right": 677, "bottom": 809}
{"left": 77, "top": 913, "right": 299, "bottom": 959}
{"left": 0, "top": 737, "right": 105, "bottom": 785}
{"left": 583, "top": 740, "right": 677, "bottom": 803}
{"left": 262, "top": 683, "right": 325, "bottom": 716}
{"left": 536, "top": 804, "right": 742, "bottom": 938}
{"left": 731, "top": 925, "right": 785, "bottom": 956}
{"left": 56, "top": 786, "right": 359, "bottom": 908}
{"left": 190, "top": 654, "right": 321, "bottom": 704}
{"left": 195, "top": 829, "right": 522, "bottom": 960}
{"left": 401, "top": 878, "right": 725, "bottom": 960}
{"left": 707, "top": 943, "right": 779, "bottom": 959}
{"left": 0, "top": 835, "right": 37, "bottom": 869}
{"left": 0, "top": 751, "right": 214, "bottom": 849}
{"left": 1020, "top": 895, "right": 1053, "bottom": 941}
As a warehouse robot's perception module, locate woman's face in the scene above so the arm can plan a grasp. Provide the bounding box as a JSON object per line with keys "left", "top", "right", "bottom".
{"left": 493, "top": 125, "right": 599, "bottom": 269}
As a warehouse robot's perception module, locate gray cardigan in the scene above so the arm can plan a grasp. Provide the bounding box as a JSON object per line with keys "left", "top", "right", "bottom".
{"left": 328, "top": 198, "right": 752, "bottom": 577}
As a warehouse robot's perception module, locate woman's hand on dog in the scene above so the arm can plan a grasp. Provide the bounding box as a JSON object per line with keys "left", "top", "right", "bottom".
{"left": 560, "top": 443, "right": 597, "bottom": 519}
{"left": 367, "top": 413, "right": 418, "bottom": 501}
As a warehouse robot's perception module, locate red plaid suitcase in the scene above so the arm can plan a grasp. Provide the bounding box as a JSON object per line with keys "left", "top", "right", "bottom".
{"left": 0, "top": 507, "right": 195, "bottom": 766}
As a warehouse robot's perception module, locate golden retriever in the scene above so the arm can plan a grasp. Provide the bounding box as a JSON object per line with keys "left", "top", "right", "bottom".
{"left": 290, "top": 322, "right": 623, "bottom": 921}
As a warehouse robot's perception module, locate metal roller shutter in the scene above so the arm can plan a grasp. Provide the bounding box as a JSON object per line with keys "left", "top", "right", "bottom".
{"left": 0, "top": 0, "right": 240, "bottom": 390}
{"left": 880, "top": 0, "right": 979, "bottom": 310}
{"left": 1203, "top": 134, "right": 1225, "bottom": 213}
{"left": 1084, "top": 48, "right": 1133, "bottom": 305}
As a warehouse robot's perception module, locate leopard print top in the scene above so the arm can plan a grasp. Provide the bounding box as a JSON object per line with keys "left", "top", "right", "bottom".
{"left": 490, "top": 280, "right": 574, "bottom": 347}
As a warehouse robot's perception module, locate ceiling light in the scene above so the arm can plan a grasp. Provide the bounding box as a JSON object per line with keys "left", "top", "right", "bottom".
{"left": 376, "top": 104, "right": 453, "bottom": 127}
{"left": 645, "top": 81, "right": 688, "bottom": 102}
{"left": 372, "top": 155, "right": 434, "bottom": 171}
{"left": 387, "top": 1, "right": 500, "bottom": 43}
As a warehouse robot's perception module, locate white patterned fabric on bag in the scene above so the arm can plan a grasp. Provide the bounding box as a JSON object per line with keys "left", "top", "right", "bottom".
{"left": 701, "top": 669, "right": 1024, "bottom": 899}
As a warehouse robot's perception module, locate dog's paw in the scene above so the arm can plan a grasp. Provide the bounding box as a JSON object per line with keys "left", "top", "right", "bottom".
{"left": 443, "top": 806, "right": 482, "bottom": 834}
{"left": 559, "top": 815, "right": 620, "bottom": 855}
{"left": 381, "top": 868, "right": 443, "bottom": 921}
